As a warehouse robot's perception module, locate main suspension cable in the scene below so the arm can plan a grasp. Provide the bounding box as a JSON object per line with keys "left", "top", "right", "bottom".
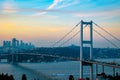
{"left": 93, "top": 22, "right": 120, "bottom": 42}
{"left": 52, "top": 21, "right": 81, "bottom": 47}
{"left": 93, "top": 29, "right": 119, "bottom": 48}
{"left": 58, "top": 24, "right": 88, "bottom": 47}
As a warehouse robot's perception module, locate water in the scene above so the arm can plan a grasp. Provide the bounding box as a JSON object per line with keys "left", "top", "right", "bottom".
{"left": 0, "top": 63, "right": 41, "bottom": 80}
{"left": 19, "top": 61, "right": 80, "bottom": 80}
{"left": 0, "top": 59, "right": 120, "bottom": 80}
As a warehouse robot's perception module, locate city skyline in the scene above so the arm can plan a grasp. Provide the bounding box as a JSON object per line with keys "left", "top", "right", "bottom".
{"left": 0, "top": 0, "right": 120, "bottom": 48}
{"left": 3, "top": 38, "right": 35, "bottom": 48}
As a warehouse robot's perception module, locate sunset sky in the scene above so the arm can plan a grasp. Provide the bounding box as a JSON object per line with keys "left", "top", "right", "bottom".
{"left": 0, "top": 0, "right": 120, "bottom": 48}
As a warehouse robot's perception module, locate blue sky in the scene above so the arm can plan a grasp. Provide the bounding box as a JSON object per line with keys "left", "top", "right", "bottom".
{"left": 0, "top": 0, "right": 120, "bottom": 48}
{"left": 0, "top": 0, "right": 120, "bottom": 16}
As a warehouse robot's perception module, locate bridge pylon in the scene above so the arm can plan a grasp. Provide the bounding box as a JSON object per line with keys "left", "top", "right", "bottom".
{"left": 80, "top": 20, "right": 93, "bottom": 80}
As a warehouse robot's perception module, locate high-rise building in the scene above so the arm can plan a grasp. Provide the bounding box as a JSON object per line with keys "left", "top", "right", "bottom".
{"left": 6, "top": 41, "right": 11, "bottom": 47}
{"left": 3, "top": 40, "right": 6, "bottom": 47}
{"left": 12, "top": 38, "right": 17, "bottom": 48}
{"left": 8, "top": 41, "right": 11, "bottom": 47}
{"left": 20, "top": 40, "right": 24, "bottom": 48}
{"left": 16, "top": 40, "right": 19, "bottom": 47}
{"left": 3, "top": 40, "right": 11, "bottom": 48}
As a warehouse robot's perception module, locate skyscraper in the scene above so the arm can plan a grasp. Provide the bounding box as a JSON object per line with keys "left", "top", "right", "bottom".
{"left": 12, "top": 38, "right": 17, "bottom": 48}
{"left": 3, "top": 40, "right": 6, "bottom": 47}
{"left": 16, "top": 40, "right": 19, "bottom": 47}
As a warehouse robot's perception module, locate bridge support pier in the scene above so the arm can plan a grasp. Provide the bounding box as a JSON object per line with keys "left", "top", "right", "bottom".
{"left": 90, "top": 64, "right": 93, "bottom": 80}
{"left": 102, "top": 65, "right": 104, "bottom": 73}
{"left": 113, "top": 67, "right": 115, "bottom": 77}
{"left": 16, "top": 54, "right": 18, "bottom": 62}
{"left": 11, "top": 53, "right": 18, "bottom": 64}
{"left": 80, "top": 61, "right": 83, "bottom": 78}
{"left": 96, "top": 64, "right": 98, "bottom": 77}
{"left": 12, "top": 54, "right": 14, "bottom": 64}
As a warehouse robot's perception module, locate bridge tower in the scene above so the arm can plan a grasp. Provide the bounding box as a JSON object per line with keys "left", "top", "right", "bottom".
{"left": 80, "top": 20, "right": 93, "bottom": 80}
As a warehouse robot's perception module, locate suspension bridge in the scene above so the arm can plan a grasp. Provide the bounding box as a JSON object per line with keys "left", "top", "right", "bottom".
{"left": 0, "top": 20, "right": 120, "bottom": 80}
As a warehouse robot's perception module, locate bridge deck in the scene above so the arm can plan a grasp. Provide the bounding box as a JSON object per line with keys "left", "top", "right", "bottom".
{"left": 82, "top": 60, "right": 120, "bottom": 68}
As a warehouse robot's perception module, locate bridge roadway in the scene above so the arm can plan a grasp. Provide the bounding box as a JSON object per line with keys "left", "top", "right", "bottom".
{"left": 0, "top": 53, "right": 78, "bottom": 61}
{"left": 82, "top": 59, "right": 120, "bottom": 68}
{"left": 1, "top": 53, "right": 120, "bottom": 68}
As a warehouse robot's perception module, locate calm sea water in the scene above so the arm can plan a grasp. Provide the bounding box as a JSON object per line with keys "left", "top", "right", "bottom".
{"left": 0, "top": 59, "right": 120, "bottom": 80}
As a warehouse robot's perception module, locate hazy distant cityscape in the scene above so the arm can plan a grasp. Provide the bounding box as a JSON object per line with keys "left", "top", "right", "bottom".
{"left": 0, "top": 38, "right": 35, "bottom": 54}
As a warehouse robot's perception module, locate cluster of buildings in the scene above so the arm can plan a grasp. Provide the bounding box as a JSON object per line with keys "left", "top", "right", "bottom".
{"left": 3, "top": 38, "right": 35, "bottom": 50}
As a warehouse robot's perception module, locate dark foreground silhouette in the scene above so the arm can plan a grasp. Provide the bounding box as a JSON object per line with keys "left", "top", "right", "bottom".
{"left": 0, "top": 73, "right": 15, "bottom": 80}
{"left": 97, "top": 72, "right": 120, "bottom": 80}
{"left": 69, "top": 75, "right": 74, "bottom": 80}
{"left": 22, "top": 74, "right": 27, "bottom": 80}
{"left": 0, "top": 73, "right": 28, "bottom": 80}
{"left": 0, "top": 73, "right": 40, "bottom": 80}
{"left": 1, "top": 73, "right": 120, "bottom": 80}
